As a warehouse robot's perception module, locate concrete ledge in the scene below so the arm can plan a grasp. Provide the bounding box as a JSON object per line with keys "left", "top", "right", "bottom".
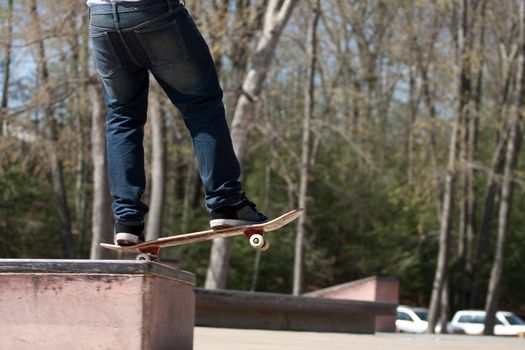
{"left": 195, "top": 288, "right": 396, "bottom": 334}
{"left": 0, "top": 259, "right": 196, "bottom": 350}
{"left": 0, "top": 259, "right": 196, "bottom": 283}
{"left": 305, "top": 276, "right": 398, "bottom": 298}
{"left": 305, "top": 276, "right": 399, "bottom": 332}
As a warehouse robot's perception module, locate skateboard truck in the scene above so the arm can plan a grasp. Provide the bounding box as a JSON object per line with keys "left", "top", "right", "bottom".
{"left": 135, "top": 247, "right": 160, "bottom": 262}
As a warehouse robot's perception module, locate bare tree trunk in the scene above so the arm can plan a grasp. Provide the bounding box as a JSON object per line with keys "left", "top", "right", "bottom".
{"left": 79, "top": 13, "right": 93, "bottom": 255}
{"left": 181, "top": 159, "right": 200, "bottom": 233}
{"left": 470, "top": 32, "right": 515, "bottom": 309}
{"left": 484, "top": 114, "right": 523, "bottom": 335}
{"left": 250, "top": 165, "right": 271, "bottom": 292}
{"left": 30, "top": 0, "right": 76, "bottom": 258}
{"left": 230, "top": 0, "right": 264, "bottom": 106}
{"left": 204, "top": 235, "right": 231, "bottom": 289}
{"left": 406, "top": 64, "right": 421, "bottom": 185}
{"left": 293, "top": 0, "right": 320, "bottom": 296}
{"left": 167, "top": 109, "right": 185, "bottom": 220}
{"left": 439, "top": 275, "right": 449, "bottom": 334}
{"left": 90, "top": 86, "right": 114, "bottom": 259}
{"left": 205, "top": 0, "right": 299, "bottom": 290}
{"left": 469, "top": 135, "right": 506, "bottom": 307}
{"left": 49, "top": 141, "right": 76, "bottom": 258}
{"left": 426, "top": 115, "right": 459, "bottom": 333}
{"left": 230, "top": 0, "right": 299, "bottom": 161}
{"left": 250, "top": 244, "right": 263, "bottom": 292}
{"left": 466, "top": 0, "right": 486, "bottom": 272}
{"left": 351, "top": 78, "right": 363, "bottom": 171}
{"left": 72, "top": 12, "right": 90, "bottom": 256}
{"left": 484, "top": 0, "right": 525, "bottom": 334}
{"left": 421, "top": 67, "right": 440, "bottom": 217}
{"left": 206, "top": 0, "right": 229, "bottom": 74}
{"left": 427, "top": 0, "right": 466, "bottom": 328}
{"left": 457, "top": 0, "right": 474, "bottom": 278}
{"left": 145, "top": 88, "right": 166, "bottom": 240}
{"left": 1, "top": 0, "right": 14, "bottom": 125}
{"left": 458, "top": 0, "right": 485, "bottom": 309}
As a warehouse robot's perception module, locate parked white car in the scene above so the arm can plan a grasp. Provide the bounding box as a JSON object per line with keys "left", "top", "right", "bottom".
{"left": 396, "top": 305, "right": 465, "bottom": 334}
{"left": 451, "top": 310, "right": 525, "bottom": 336}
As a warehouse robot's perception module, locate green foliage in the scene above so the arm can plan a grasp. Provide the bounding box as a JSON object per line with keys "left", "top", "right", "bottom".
{"left": 0, "top": 141, "right": 63, "bottom": 258}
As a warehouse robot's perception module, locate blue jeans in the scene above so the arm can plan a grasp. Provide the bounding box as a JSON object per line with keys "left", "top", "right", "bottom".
{"left": 89, "top": 0, "right": 241, "bottom": 225}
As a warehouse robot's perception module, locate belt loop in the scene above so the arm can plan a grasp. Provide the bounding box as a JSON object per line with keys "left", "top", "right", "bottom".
{"left": 167, "top": 0, "right": 174, "bottom": 11}
{"left": 112, "top": 3, "right": 120, "bottom": 30}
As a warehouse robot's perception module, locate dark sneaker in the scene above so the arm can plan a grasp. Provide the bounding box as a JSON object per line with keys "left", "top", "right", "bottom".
{"left": 114, "top": 222, "right": 145, "bottom": 246}
{"left": 209, "top": 193, "right": 268, "bottom": 229}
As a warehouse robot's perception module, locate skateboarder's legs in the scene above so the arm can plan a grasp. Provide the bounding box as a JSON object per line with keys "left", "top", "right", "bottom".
{"left": 89, "top": 0, "right": 266, "bottom": 244}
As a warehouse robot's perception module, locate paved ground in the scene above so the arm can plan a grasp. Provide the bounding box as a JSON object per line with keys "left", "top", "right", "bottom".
{"left": 194, "top": 327, "right": 525, "bottom": 350}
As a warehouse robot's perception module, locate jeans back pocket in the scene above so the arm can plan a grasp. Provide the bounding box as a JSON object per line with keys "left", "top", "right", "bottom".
{"left": 90, "top": 32, "right": 122, "bottom": 78}
{"left": 135, "top": 19, "right": 188, "bottom": 68}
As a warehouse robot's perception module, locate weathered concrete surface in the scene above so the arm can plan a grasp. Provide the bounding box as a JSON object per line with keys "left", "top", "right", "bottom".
{"left": 194, "top": 327, "right": 525, "bottom": 350}
{"left": 0, "top": 260, "right": 195, "bottom": 350}
{"left": 195, "top": 288, "right": 395, "bottom": 334}
{"left": 306, "top": 276, "right": 399, "bottom": 332}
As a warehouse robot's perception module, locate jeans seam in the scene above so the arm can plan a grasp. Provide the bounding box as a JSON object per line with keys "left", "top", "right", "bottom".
{"left": 93, "top": 33, "right": 122, "bottom": 77}
{"left": 113, "top": 30, "right": 141, "bottom": 67}
{"left": 131, "top": 5, "right": 184, "bottom": 30}
{"left": 135, "top": 19, "right": 187, "bottom": 68}
{"left": 134, "top": 15, "right": 177, "bottom": 33}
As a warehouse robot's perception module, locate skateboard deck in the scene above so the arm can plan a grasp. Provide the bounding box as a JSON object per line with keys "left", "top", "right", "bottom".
{"left": 100, "top": 208, "right": 303, "bottom": 261}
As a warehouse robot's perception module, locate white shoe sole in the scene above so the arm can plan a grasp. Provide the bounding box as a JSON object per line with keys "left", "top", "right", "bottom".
{"left": 115, "top": 232, "right": 140, "bottom": 246}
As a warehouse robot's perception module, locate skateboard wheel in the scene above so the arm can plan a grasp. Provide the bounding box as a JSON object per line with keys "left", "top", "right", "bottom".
{"left": 249, "top": 234, "right": 265, "bottom": 249}
{"left": 136, "top": 253, "right": 151, "bottom": 261}
{"left": 258, "top": 239, "right": 270, "bottom": 252}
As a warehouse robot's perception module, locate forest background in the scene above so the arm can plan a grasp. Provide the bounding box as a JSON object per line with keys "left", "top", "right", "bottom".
{"left": 1, "top": 0, "right": 524, "bottom": 333}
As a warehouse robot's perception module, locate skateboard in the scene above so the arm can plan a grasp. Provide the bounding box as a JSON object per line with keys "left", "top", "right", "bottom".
{"left": 100, "top": 209, "right": 303, "bottom": 261}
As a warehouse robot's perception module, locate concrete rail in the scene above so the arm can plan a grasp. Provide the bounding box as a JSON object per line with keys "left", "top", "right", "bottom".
{"left": 195, "top": 288, "right": 396, "bottom": 333}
